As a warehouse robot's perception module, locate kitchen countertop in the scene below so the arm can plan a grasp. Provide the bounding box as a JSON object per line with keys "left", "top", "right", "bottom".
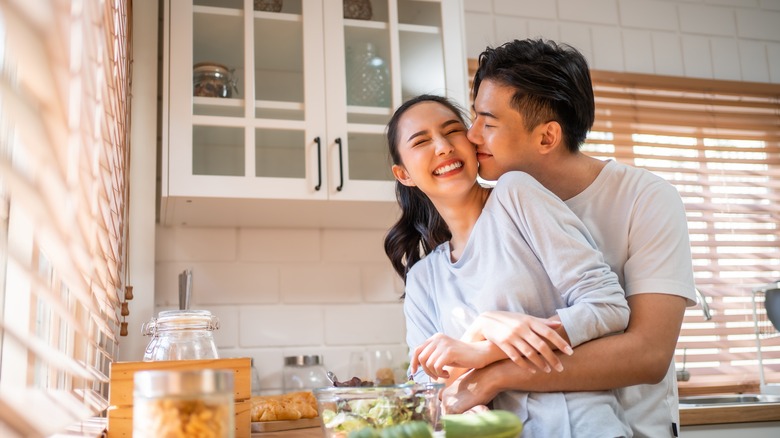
{"left": 248, "top": 401, "right": 780, "bottom": 437}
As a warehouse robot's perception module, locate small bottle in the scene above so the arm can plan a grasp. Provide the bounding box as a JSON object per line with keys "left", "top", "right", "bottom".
{"left": 133, "top": 369, "right": 235, "bottom": 438}
{"left": 282, "top": 355, "right": 329, "bottom": 392}
{"left": 251, "top": 358, "right": 262, "bottom": 396}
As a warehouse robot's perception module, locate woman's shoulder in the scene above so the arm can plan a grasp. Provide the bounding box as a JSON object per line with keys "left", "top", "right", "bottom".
{"left": 490, "top": 171, "right": 548, "bottom": 202}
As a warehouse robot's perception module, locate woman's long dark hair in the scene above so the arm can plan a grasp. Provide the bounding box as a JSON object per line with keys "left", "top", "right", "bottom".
{"left": 383, "top": 95, "right": 469, "bottom": 293}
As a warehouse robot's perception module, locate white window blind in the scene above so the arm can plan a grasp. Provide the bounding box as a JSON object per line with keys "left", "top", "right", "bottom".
{"left": 587, "top": 71, "right": 780, "bottom": 387}
{"left": 0, "top": 0, "right": 131, "bottom": 436}
{"left": 468, "top": 59, "right": 780, "bottom": 387}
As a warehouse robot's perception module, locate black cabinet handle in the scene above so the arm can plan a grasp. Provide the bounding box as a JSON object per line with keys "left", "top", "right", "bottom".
{"left": 314, "top": 136, "right": 322, "bottom": 191}
{"left": 335, "top": 137, "right": 344, "bottom": 191}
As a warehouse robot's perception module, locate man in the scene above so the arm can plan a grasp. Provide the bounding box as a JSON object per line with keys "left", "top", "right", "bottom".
{"left": 445, "top": 39, "right": 696, "bottom": 438}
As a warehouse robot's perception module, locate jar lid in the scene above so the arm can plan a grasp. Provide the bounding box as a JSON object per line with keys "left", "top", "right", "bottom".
{"left": 134, "top": 369, "right": 233, "bottom": 398}
{"left": 142, "top": 309, "right": 220, "bottom": 336}
{"left": 284, "top": 355, "right": 323, "bottom": 366}
{"left": 193, "top": 62, "right": 231, "bottom": 76}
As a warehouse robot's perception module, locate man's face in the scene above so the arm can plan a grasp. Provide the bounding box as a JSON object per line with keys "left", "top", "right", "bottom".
{"left": 468, "top": 79, "right": 537, "bottom": 181}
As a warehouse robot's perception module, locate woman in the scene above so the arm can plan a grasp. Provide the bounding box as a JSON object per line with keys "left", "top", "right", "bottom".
{"left": 383, "top": 95, "right": 632, "bottom": 438}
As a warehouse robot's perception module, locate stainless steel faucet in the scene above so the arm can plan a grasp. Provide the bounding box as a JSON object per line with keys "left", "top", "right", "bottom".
{"left": 695, "top": 288, "right": 712, "bottom": 320}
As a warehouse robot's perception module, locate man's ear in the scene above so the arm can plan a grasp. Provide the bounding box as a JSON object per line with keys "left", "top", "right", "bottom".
{"left": 392, "top": 164, "right": 416, "bottom": 187}
{"left": 538, "top": 121, "right": 563, "bottom": 155}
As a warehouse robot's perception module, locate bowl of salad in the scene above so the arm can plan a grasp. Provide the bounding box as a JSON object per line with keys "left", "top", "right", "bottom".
{"left": 312, "top": 381, "right": 444, "bottom": 438}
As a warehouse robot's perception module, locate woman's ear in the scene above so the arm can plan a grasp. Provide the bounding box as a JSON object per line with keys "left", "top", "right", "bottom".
{"left": 392, "top": 164, "right": 416, "bottom": 187}
{"left": 538, "top": 121, "right": 563, "bottom": 155}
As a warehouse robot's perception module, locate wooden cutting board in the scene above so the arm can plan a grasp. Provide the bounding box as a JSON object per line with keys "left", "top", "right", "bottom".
{"left": 251, "top": 417, "right": 320, "bottom": 432}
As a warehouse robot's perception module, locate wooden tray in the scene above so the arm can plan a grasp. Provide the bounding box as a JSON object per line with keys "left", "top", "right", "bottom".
{"left": 251, "top": 417, "right": 320, "bottom": 432}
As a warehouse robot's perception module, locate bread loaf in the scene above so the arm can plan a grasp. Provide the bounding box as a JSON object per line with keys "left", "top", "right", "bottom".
{"left": 250, "top": 391, "right": 318, "bottom": 422}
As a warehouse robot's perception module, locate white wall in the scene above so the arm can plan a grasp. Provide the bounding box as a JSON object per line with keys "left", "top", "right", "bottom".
{"left": 153, "top": 226, "right": 407, "bottom": 393}
{"left": 464, "top": 0, "right": 780, "bottom": 83}
{"left": 129, "top": 0, "right": 780, "bottom": 393}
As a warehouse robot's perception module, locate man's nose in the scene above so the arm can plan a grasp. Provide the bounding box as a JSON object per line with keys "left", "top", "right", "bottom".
{"left": 467, "top": 125, "right": 481, "bottom": 144}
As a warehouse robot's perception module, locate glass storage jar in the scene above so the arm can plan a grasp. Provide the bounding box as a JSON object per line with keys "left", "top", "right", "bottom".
{"left": 142, "top": 309, "right": 220, "bottom": 361}
{"left": 133, "top": 369, "right": 235, "bottom": 438}
{"left": 282, "top": 355, "right": 329, "bottom": 392}
{"left": 193, "top": 62, "right": 237, "bottom": 98}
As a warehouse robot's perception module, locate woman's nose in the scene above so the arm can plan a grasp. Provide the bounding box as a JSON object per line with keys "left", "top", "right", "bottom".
{"left": 434, "top": 137, "right": 454, "bottom": 155}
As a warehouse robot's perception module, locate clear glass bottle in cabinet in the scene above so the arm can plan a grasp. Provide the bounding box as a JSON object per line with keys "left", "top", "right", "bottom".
{"left": 162, "top": 0, "right": 467, "bottom": 224}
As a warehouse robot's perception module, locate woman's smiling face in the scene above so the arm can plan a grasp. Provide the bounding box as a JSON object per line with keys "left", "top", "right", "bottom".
{"left": 391, "top": 101, "right": 478, "bottom": 199}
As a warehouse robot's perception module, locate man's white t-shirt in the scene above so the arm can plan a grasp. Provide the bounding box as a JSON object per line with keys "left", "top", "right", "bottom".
{"left": 404, "top": 171, "right": 632, "bottom": 437}
{"left": 565, "top": 160, "right": 697, "bottom": 438}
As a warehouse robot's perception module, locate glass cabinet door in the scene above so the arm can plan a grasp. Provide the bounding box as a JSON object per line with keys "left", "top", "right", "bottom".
{"left": 322, "top": 0, "right": 466, "bottom": 201}
{"left": 166, "top": 0, "right": 327, "bottom": 200}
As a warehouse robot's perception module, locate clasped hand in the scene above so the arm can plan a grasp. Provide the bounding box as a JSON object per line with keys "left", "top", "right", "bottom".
{"left": 411, "top": 312, "right": 573, "bottom": 380}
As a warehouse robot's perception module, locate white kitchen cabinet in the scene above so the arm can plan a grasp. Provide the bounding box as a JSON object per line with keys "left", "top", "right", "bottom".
{"left": 161, "top": 0, "right": 467, "bottom": 227}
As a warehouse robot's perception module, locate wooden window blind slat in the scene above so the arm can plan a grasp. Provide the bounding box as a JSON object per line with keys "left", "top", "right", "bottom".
{"left": 0, "top": 0, "right": 131, "bottom": 435}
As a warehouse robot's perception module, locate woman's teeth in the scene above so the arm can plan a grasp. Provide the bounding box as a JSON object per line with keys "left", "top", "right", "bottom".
{"left": 434, "top": 161, "right": 462, "bottom": 175}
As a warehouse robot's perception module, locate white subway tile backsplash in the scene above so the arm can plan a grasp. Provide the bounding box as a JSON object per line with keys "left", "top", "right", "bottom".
{"left": 279, "top": 264, "right": 362, "bottom": 303}
{"left": 682, "top": 35, "right": 715, "bottom": 78}
{"left": 705, "top": 0, "right": 760, "bottom": 7}
{"left": 678, "top": 4, "right": 737, "bottom": 36}
{"left": 559, "top": 0, "right": 620, "bottom": 25}
{"left": 464, "top": 0, "right": 492, "bottom": 13}
{"left": 652, "top": 32, "right": 686, "bottom": 76}
{"left": 559, "top": 23, "right": 594, "bottom": 60}
{"left": 739, "top": 41, "right": 770, "bottom": 82}
{"left": 210, "top": 306, "right": 239, "bottom": 348}
{"left": 324, "top": 304, "right": 406, "bottom": 345}
{"left": 592, "top": 27, "right": 626, "bottom": 71}
{"left": 156, "top": 226, "right": 237, "bottom": 262}
{"left": 239, "top": 305, "right": 324, "bottom": 347}
{"left": 465, "top": 13, "right": 497, "bottom": 58}
{"left": 528, "top": 19, "right": 561, "bottom": 41}
{"left": 155, "top": 261, "right": 280, "bottom": 306}
{"left": 321, "top": 229, "right": 388, "bottom": 262}
{"left": 736, "top": 9, "right": 780, "bottom": 40}
{"left": 759, "top": 0, "right": 780, "bottom": 11}
{"left": 361, "top": 263, "right": 404, "bottom": 303}
{"left": 494, "top": 0, "right": 557, "bottom": 19}
{"left": 619, "top": 0, "right": 679, "bottom": 31}
{"left": 495, "top": 16, "right": 530, "bottom": 45}
{"left": 238, "top": 228, "right": 320, "bottom": 262}
{"left": 622, "top": 30, "right": 656, "bottom": 73}
{"left": 711, "top": 37, "right": 742, "bottom": 80}
{"left": 768, "top": 42, "right": 780, "bottom": 81}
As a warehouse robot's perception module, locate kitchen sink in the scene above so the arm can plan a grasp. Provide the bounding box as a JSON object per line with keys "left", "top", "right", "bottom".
{"left": 679, "top": 393, "right": 780, "bottom": 406}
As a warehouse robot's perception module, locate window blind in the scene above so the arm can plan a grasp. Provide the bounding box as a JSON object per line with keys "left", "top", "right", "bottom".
{"left": 468, "top": 59, "right": 780, "bottom": 386}
{"left": 0, "top": 0, "right": 131, "bottom": 436}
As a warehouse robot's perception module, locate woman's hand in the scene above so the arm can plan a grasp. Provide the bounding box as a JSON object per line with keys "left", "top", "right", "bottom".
{"left": 411, "top": 333, "right": 495, "bottom": 379}
{"left": 463, "top": 312, "right": 573, "bottom": 373}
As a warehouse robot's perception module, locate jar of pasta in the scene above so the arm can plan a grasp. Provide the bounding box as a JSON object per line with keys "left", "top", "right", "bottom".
{"left": 142, "top": 309, "right": 220, "bottom": 361}
{"left": 133, "top": 369, "right": 235, "bottom": 438}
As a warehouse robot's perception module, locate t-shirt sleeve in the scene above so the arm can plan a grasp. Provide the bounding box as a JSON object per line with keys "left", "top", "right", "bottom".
{"left": 624, "top": 179, "right": 696, "bottom": 305}
{"left": 403, "top": 265, "right": 438, "bottom": 383}
{"left": 494, "top": 172, "right": 630, "bottom": 347}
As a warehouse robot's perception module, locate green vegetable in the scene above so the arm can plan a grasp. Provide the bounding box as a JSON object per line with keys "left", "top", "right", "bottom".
{"left": 349, "top": 421, "right": 433, "bottom": 438}
{"left": 442, "top": 410, "right": 523, "bottom": 438}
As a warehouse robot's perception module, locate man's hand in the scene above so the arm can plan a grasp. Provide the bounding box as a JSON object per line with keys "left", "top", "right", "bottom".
{"left": 463, "top": 312, "right": 571, "bottom": 373}
{"left": 440, "top": 361, "right": 519, "bottom": 414}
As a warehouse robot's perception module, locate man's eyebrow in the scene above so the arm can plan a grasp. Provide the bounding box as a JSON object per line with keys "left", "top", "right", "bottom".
{"left": 472, "top": 107, "right": 497, "bottom": 120}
